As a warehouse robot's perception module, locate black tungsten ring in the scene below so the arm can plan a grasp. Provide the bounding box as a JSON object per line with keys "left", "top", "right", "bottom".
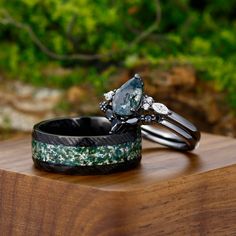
{"left": 32, "top": 116, "right": 142, "bottom": 175}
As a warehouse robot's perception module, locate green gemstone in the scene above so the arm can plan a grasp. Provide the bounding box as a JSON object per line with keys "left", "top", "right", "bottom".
{"left": 112, "top": 76, "right": 143, "bottom": 116}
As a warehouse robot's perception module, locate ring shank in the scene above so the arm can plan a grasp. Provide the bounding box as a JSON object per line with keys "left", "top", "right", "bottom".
{"left": 141, "top": 111, "right": 200, "bottom": 151}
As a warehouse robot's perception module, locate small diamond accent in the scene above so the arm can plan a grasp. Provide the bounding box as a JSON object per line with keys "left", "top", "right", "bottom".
{"left": 146, "top": 96, "right": 154, "bottom": 104}
{"left": 152, "top": 103, "right": 169, "bottom": 115}
{"left": 145, "top": 115, "right": 152, "bottom": 122}
{"left": 142, "top": 103, "right": 150, "bottom": 110}
{"left": 104, "top": 91, "right": 114, "bottom": 101}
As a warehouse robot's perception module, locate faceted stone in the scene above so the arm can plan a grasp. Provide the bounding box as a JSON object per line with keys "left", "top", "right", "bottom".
{"left": 104, "top": 91, "right": 114, "bottom": 101}
{"left": 112, "top": 76, "right": 143, "bottom": 116}
{"left": 142, "top": 103, "right": 150, "bottom": 110}
{"left": 152, "top": 103, "right": 169, "bottom": 115}
{"left": 126, "top": 117, "right": 139, "bottom": 125}
{"left": 145, "top": 96, "right": 154, "bottom": 105}
{"left": 144, "top": 115, "right": 152, "bottom": 122}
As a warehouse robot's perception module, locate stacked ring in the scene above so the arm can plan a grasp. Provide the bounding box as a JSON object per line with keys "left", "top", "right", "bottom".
{"left": 100, "top": 74, "right": 200, "bottom": 151}
{"left": 32, "top": 116, "right": 142, "bottom": 175}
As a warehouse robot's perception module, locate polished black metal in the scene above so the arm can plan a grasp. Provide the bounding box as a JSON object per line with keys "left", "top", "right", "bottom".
{"left": 141, "top": 111, "right": 200, "bottom": 151}
{"left": 33, "top": 116, "right": 138, "bottom": 147}
{"left": 33, "top": 157, "right": 141, "bottom": 175}
{"left": 103, "top": 109, "right": 200, "bottom": 151}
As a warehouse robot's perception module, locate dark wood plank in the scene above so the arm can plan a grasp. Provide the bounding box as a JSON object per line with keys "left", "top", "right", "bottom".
{"left": 0, "top": 133, "right": 235, "bottom": 190}
{"left": 0, "top": 133, "right": 235, "bottom": 235}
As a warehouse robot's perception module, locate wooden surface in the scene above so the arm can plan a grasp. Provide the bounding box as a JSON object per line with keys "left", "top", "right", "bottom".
{"left": 0, "top": 133, "right": 236, "bottom": 235}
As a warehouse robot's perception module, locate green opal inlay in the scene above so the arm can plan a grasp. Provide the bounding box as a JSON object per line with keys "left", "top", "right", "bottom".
{"left": 32, "top": 138, "right": 141, "bottom": 166}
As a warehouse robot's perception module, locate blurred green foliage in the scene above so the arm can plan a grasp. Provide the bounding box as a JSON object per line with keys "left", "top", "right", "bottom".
{"left": 0, "top": 0, "right": 236, "bottom": 108}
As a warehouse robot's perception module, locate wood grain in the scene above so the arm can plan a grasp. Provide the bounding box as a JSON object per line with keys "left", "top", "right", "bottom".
{"left": 0, "top": 133, "right": 235, "bottom": 235}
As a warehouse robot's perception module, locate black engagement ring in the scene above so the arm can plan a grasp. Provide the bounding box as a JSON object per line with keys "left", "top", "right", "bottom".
{"left": 100, "top": 74, "right": 200, "bottom": 151}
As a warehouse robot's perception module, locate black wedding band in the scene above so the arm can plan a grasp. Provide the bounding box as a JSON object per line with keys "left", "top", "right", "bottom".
{"left": 141, "top": 110, "right": 200, "bottom": 151}
{"left": 100, "top": 74, "right": 201, "bottom": 151}
{"left": 32, "top": 116, "right": 142, "bottom": 175}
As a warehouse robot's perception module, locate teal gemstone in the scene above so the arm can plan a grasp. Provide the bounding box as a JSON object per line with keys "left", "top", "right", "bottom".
{"left": 112, "top": 76, "right": 143, "bottom": 116}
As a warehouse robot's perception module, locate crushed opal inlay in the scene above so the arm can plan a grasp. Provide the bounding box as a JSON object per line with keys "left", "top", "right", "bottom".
{"left": 32, "top": 137, "right": 142, "bottom": 167}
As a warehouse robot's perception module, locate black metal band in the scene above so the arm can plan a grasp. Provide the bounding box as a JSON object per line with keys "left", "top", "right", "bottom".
{"left": 32, "top": 116, "right": 142, "bottom": 175}
{"left": 141, "top": 111, "right": 200, "bottom": 151}
{"left": 33, "top": 156, "right": 141, "bottom": 175}
{"left": 33, "top": 116, "right": 138, "bottom": 147}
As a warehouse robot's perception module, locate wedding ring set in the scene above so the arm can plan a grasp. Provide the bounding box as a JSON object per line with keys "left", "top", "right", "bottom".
{"left": 32, "top": 74, "right": 200, "bottom": 174}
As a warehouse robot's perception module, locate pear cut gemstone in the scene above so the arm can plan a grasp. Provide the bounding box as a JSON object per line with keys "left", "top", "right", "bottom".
{"left": 112, "top": 76, "right": 143, "bottom": 116}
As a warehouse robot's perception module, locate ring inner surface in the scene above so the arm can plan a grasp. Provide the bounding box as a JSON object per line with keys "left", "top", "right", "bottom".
{"left": 37, "top": 117, "right": 111, "bottom": 136}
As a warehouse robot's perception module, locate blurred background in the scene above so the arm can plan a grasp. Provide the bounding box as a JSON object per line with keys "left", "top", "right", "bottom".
{"left": 0, "top": 0, "right": 235, "bottom": 141}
